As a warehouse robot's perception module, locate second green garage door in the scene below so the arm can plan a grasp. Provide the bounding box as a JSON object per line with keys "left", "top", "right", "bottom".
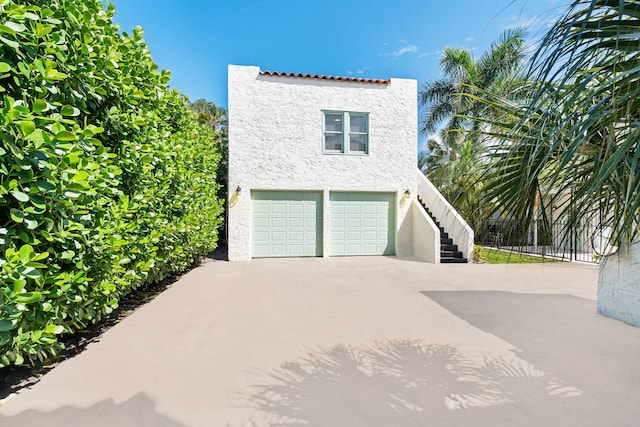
{"left": 252, "top": 191, "right": 322, "bottom": 258}
{"left": 330, "top": 192, "right": 395, "bottom": 256}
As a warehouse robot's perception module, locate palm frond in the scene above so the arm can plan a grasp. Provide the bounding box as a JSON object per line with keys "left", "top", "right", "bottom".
{"left": 476, "top": 28, "right": 527, "bottom": 90}
{"left": 477, "top": 0, "right": 640, "bottom": 246}
{"left": 440, "top": 47, "right": 475, "bottom": 83}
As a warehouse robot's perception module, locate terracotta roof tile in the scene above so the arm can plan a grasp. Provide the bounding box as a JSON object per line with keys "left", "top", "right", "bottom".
{"left": 260, "top": 70, "right": 390, "bottom": 85}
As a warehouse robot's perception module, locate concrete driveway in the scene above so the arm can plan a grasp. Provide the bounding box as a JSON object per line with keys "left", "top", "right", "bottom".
{"left": 1, "top": 256, "right": 640, "bottom": 426}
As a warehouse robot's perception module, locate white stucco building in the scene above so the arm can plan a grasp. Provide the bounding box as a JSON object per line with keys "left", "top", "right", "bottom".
{"left": 598, "top": 243, "right": 640, "bottom": 327}
{"left": 227, "top": 64, "right": 473, "bottom": 263}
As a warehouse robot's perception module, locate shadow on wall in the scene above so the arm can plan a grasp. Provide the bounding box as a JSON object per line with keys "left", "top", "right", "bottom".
{"left": 0, "top": 393, "right": 184, "bottom": 427}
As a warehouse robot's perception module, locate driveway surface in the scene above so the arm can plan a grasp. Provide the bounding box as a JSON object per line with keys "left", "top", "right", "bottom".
{"left": 1, "top": 256, "right": 639, "bottom": 426}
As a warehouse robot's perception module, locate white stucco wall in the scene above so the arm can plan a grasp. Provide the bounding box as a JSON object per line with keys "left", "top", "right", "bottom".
{"left": 598, "top": 242, "right": 640, "bottom": 327}
{"left": 228, "top": 65, "right": 417, "bottom": 261}
{"left": 411, "top": 200, "right": 440, "bottom": 263}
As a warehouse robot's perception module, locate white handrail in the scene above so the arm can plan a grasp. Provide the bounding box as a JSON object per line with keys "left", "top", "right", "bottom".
{"left": 416, "top": 168, "right": 474, "bottom": 262}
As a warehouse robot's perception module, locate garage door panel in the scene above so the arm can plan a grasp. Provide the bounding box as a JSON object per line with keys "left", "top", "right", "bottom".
{"left": 289, "top": 230, "right": 305, "bottom": 240}
{"left": 330, "top": 192, "right": 395, "bottom": 256}
{"left": 347, "top": 205, "right": 362, "bottom": 215}
{"left": 252, "top": 191, "right": 322, "bottom": 258}
{"left": 347, "top": 230, "right": 362, "bottom": 239}
{"left": 271, "top": 217, "right": 286, "bottom": 228}
{"left": 363, "top": 205, "right": 378, "bottom": 214}
{"left": 347, "top": 217, "right": 362, "bottom": 227}
{"left": 271, "top": 205, "right": 287, "bottom": 214}
{"left": 254, "top": 217, "right": 269, "bottom": 228}
{"left": 254, "top": 230, "right": 269, "bottom": 240}
{"left": 288, "top": 217, "right": 304, "bottom": 228}
{"left": 270, "top": 245, "right": 287, "bottom": 256}
{"left": 346, "top": 243, "right": 362, "bottom": 253}
{"left": 333, "top": 217, "right": 346, "bottom": 228}
{"left": 363, "top": 230, "right": 378, "bottom": 241}
{"left": 362, "top": 243, "right": 378, "bottom": 253}
{"left": 332, "top": 230, "right": 346, "bottom": 239}
{"left": 253, "top": 204, "right": 269, "bottom": 215}
{"left": 288, "top": 205, "right": 304, "bottom": 215}
{"left": 332, "top": 204, "right": 345, "bottom": 214}
{"left": 271, "top": 231, "right": 287, "bottom": 241}
{"left": 363, "top": 218, "right": 377, "bottom": 227}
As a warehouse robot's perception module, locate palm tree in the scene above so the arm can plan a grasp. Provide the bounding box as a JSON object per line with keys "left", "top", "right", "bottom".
{"left": 190, "top": 98, "right": 228, "bottom": 134}
{"left": 420, "top": 130, "right": 453, "bottom": 179}
{"left": 420, "top": 28, "right": 527, "bottom": 148}
{"left": 478, "top": 0, "right": 640, "bottom": 323}
{"left": 481, "top": 0, "right": 640, "bottom": 248}
{"left": 419, "top": 29, "right": 527, "bottom": 233}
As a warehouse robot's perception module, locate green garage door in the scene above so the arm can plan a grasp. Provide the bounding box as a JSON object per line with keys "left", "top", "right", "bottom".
{"left": 330, "top": 192, "right": 395, "bottom": 256}
{"left": 252, "top": 191, "right": 322, "bottom": 258}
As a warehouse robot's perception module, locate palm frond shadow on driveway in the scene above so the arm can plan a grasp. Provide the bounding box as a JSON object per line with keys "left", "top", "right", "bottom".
{"left": 424, "top": 291, "right": 640, "bottom": 426}
{"left": 238, "top": 334, "right": 598, "bottom": 427}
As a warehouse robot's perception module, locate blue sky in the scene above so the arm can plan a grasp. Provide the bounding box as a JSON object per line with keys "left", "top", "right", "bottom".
{"left": 111, "top": 0, "right": 570, "bottom": 109}
{"left": 111, "top": 0, "right": 570, "bottom": 152}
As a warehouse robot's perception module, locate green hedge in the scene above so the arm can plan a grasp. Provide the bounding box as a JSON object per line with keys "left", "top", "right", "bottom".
{"left": 0, "top": 1, "right": 223, "bottom": 367}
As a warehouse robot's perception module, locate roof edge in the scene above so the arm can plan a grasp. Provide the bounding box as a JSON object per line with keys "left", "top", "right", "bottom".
{"left": 259, "top": 70, "right": 391, "bottom": 85}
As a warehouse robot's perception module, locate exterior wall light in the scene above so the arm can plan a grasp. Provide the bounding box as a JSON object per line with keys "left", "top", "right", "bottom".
{"left": 235, "top": 185, "right": 242, "bottom": 195}
{"left": 404, "top": 189, "right": 411, "bottom": 199}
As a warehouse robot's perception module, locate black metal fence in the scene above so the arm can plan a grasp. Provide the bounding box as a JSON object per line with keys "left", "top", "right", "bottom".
{"left": 476, "top": 219, "right": 598, "bottom": 263}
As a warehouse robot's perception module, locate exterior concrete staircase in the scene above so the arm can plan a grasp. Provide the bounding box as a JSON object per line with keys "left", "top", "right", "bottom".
{"left": 418, "top": 197, "right": 468, "bottom": 263}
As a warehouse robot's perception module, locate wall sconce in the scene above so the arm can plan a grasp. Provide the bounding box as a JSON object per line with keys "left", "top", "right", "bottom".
{"left": 235, "top": 185, "right": 242, "bottom": 195}
{"left": 404, "top": 189, "right": 411, "bottom": 199}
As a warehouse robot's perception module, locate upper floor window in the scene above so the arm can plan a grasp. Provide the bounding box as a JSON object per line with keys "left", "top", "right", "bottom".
{"left": 323, "top": 111, "right": 369, "bottom": 154}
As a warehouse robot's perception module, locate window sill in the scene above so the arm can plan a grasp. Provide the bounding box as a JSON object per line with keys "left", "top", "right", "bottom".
{"left": 323, "top": 151, "right": 369, "bottom": 156}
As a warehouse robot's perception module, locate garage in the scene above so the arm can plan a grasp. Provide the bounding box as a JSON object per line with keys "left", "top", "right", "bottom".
{"left": 252, "top": 191, "right": 323, "bottom": 258}
{"left": 330, "top": 192, "right": 396, "bottom": 256}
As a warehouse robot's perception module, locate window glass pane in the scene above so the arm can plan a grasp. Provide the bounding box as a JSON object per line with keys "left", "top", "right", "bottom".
{"left": 325, "top": 113, "right": 343, "bottom": 132}
{"left": 350, "top": 114, "right": 367, "bottom": 133}
{"left": 350, "top": 134, "right": 367, "bottom": 153}
{"left": 325, "top": 133, "right": 343, "bottom": 151}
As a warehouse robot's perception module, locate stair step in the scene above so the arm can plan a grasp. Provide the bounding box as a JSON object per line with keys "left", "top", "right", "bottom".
{"left": 441, "top": 250, "right": 463, "bottom": 258}
{"left": 441, "top": 257, "right": 468, "bottom": 264}
{"left": 420, "top": 200, "right": 467, "bottom": 265}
